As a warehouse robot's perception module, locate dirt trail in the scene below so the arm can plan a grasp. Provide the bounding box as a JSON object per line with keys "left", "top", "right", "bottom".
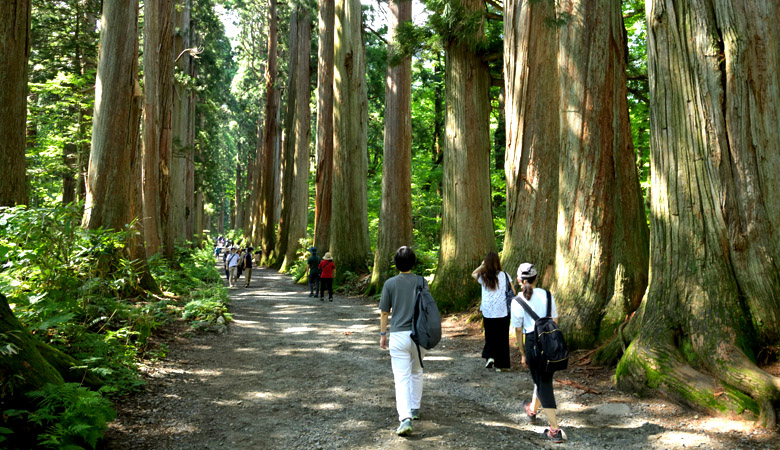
{"left": 105, "top": 267, "right": 776, "bottom": 449}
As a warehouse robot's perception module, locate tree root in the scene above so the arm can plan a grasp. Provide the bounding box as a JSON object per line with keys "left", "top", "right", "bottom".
{"left": 615, "top": 336, "right": 775, "bottom": 425}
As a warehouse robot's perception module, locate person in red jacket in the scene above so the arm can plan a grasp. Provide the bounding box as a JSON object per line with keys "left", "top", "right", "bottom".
{"left": 318, "top": 252, "right": 335, "bottom": 302}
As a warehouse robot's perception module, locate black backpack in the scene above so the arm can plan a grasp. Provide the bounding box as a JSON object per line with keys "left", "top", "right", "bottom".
{"left": 411, "top": 276, "right": 441, "bottom": 368}
{"left": 517, "top": 290, "right": 569, "bottom": 373}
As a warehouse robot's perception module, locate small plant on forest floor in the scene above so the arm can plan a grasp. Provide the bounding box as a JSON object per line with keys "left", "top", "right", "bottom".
{"left": 12, "top": 383, "right": 116, "bottom": 449}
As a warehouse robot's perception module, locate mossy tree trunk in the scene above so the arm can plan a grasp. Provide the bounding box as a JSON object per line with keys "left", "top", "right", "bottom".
{"left": 502, "top": 0, "right": 560, "bottom": 283}
{"left": 331, "top": 0, "right": 370, "bottom": 278}
{"left": 0, "top": 0, "right": 30, "bottom": 207}
{"left": 612, "top": 0, "right": 780, "bottom": 427}
{"left": 430, "top": 0, "right": 494, "bottom": 312}
{"left": 552, "top": 0, "right": 649, "bottom": 349}
{"left": 366, "top": 0, "right": 413, "bottom": 296}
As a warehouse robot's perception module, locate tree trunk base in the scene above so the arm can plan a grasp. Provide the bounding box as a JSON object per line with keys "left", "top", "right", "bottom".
{"left": 615, "top": 337, "right": 777, "bottom": 426}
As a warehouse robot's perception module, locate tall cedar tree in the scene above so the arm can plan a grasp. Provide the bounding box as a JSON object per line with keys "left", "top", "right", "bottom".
{"left": 169, "top": 0, "right": 196, "bottom": 257}
{"left": 314, "top": 0, "right": 335, "bottom": 252}
{"left": 366, "top": 0, "right": 413, "bottom": 295}
{"left": 0, "top": 0, "right": 31, "bottom": 207}
{"left": 142, "top": 0, "right": 174, "bottom": 257}
{"left": 331, "top": 0, "right": 371, "bottom": 277}
{"left": 252, "top": 0, "right": 281, "bottom": 262}
{"left": 552, "top": 0, "right": 649, "bottom": 348}
{"left": 83, "top": 0, "right": 157, "bottom": 292}
{"left": 608, "top": 0, "right": 780, "bottom": 428}
{"left": 430, "top": 0, "right": 495, "bottom": 311}
{"left": 502, "top": 0, "right": 559, "bottom": 283}
{"left": 278, "top": 6, "right": 312, "bottom": 271}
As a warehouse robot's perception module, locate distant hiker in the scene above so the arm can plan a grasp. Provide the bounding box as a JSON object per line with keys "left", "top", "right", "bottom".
{"left": 379, "top": 246, "right": 425, "bottom": 437}
{"left": 472, "top": 252, "right": 514, "bottom": 371}
{"left": 236, "top": 248, "right": 245, "bottom": 280}
{"left": 214, "top": 244, "right": 221, "bottom": 261}
{"left": 242, "top": 247, "right": 254, "bottom": 288}
{"left": 318, "top": 252, "right": 335, "bottom": 301}
{"left": 511, "top": 262, "right": 566, "bottom": 443}
{"left": 223, "top": 247, "right": 230, "bottom": 281}
{"left": 306, "top": 247, "right": 321, "bottom": 297}
{"left": 226, "top": 247, "right": 241, "bottom": 288}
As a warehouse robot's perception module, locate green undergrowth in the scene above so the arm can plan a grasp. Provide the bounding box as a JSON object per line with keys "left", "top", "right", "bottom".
{"left": 0, "top": 205, "right": 231, "bottom": 448}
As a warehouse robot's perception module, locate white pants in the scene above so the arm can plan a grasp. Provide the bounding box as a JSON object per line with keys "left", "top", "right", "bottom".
{"left": 389, "top": 331, "right": 425, "bottom": 422}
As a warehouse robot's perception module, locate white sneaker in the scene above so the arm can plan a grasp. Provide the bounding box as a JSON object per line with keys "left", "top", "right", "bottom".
{"left": 485, "top": 358, "right": 495, "bottom": 369}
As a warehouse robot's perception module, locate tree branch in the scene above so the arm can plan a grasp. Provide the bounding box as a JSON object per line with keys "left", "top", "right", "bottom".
{"left": 364, "top": 24, "right": 388, "bottom": 45}
{"left": 627, "top": 86, "right": 649, "bottom": 104}
{"left": 485, "top": 0, "right": 503, "bottom": 11}
{"left": 486, "top": 12, "right": 503, "bottom": 21}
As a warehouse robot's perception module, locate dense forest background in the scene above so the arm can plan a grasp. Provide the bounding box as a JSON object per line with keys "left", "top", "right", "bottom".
{"left": 2, "top": 0, "right": 780, "bottom": 447}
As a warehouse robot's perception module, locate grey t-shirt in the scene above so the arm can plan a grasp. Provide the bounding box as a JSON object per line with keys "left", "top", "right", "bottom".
{"left": 379, "top": 273, "right": 420, "bottom": 332}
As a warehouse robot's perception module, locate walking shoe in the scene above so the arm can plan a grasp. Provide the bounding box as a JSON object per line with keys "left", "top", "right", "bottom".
{"left": 485, "top": 358, "right": 495, "bottom": 369}
{"left": 396, "top": 418, "right": 412, "bottom": 436}
{"left": 411, "top": 409, "right": 420, "bottom": 420}
{"left": 542, "top": 428, "right": 565, "bottom": 443}
{"left": 522, "top": 400, "right": 537, "bottom": 420}
{"left": 329, "top": 297, "right": 333, "bottom": 302}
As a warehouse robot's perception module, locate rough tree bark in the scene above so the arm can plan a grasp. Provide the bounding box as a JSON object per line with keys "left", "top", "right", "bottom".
{"left": 168, "top": 0, "right": 194, "bottom": 258}
{"left": 142, "top": 0, "right": 174, "bottom": 257}
{"left": 331, "top": 0, "right": 370, "bottom": 277}
{"left": 255, "top": 0, "right": 281, "bottom": 263}
{"left": 430, "top": 0, "right": 494, "bottom": 312}
{"left": 552, "top": 0, "right": 649, "bottom": 348}
{"left": 314, "top": 0, "right": 335, "bottom": 253}
{"left": 366, "top": 0, "right": 413, "bottom": 295}
{"left": 83, "top": 0, "right": 157, "bottom": 292}
{"left": 0, "top": 0, "right": 31, "bottom": 207}
{"left": 502, "top": 0, "right": 560, "bottom": 283}
{"left": 609, "top": 0, "right": 780, "bottom": 427}
{"left": 278, "top": 6, "right": 312, "bottom": 272}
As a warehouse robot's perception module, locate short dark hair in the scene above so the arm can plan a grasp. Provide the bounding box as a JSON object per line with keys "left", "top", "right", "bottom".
{"left": 394, "top": 246, "right": 416, "bottom": 272}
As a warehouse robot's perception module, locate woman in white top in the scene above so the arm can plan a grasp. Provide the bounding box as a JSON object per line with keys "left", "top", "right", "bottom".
{"left": 472, "top": 252, "right": 515, "bottom": 371}
{"left": 510, "top": 262, "right": 566, "bottom": 443}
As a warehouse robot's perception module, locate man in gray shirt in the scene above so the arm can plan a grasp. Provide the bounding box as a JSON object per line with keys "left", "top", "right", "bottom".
{"left": 379, "top": 246, "right": 425, "bottom": 436}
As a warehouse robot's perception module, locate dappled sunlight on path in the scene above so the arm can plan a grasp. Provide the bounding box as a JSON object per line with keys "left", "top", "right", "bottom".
{"left": 105, "top": 267, "right": 775, "bottom": 449}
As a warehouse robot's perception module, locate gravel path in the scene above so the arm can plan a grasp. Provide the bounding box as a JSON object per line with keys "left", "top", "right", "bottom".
{"left": 104, "top": 267, "right": 777, "bottom": 449}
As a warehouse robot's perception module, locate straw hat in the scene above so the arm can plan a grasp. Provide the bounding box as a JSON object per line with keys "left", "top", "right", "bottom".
{"left": 323, "top": 252, "right": 333, "bottom": 261}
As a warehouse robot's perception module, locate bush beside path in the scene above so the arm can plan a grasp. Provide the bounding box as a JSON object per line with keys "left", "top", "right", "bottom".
{"left": 105, "top": 268, "right": 776, "bottom": 449}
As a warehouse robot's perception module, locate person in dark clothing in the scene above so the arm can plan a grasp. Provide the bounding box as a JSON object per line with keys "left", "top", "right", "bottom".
{"left": 472, "top": 252, "right": 514, "bottom": 371}
{"left": 242, "top": 247, "right": 254, "bottom": 288}
{"left": 305, "top": 247, "right": 321, "bottom": 297}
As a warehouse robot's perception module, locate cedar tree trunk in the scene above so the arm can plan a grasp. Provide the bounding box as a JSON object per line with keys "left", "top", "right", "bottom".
{"left": 367, "top": 0, "right": 413, "bottom": 295}
{"left": 314, "top": 0, "right": 335, "bottom": 253}
{"left": 552, "top": 0, "right": 649, "bottom": 348}
{"left": 430, "top": 0, "right": 494, "bottom": 312}
{"left": 612, "top": 0, "right": 780, "bottom": 428}
{"left": 331, "top": 0, "right": 370, "bottom": 277}
{"left": 502, "top": 0, "right": 560, "bottom": 283}
{"left": 142, "top": 0, "right": 173, "bottom": 257}
{"left": 0, "top": 0, "right": 31, "bottom": 207}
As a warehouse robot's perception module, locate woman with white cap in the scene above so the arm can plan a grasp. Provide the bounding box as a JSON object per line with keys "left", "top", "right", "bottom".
{"left": 510, "top": 262, "right": 566, "bottom": 443}
{"left": 318, "top": 252, "right": 335, "bottom": 301}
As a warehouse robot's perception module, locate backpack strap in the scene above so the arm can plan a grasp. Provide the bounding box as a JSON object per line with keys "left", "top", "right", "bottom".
{"left": 545, "top": 289, "right": 552, "bottom": 318}
{"left": 414, "top": 275, "right": 426, "bottom": 369}
{"left": 503, "top": 272, "right": 512, "bottom": 292}
{"left": 518, "top": 295, "right": 540, "bottom": 322}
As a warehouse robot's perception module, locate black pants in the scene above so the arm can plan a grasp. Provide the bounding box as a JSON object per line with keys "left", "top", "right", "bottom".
{"left": 320, "top": 278, "right": 333, "bottom": 299}
{"left": 309, "top": 274, "right": 320, "bottom": 295}
{"left": 525, "top": 332, "right": 556, "bottom": 408}
{"left": 482, "top": 315, "right": 511, "bottom": 369}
